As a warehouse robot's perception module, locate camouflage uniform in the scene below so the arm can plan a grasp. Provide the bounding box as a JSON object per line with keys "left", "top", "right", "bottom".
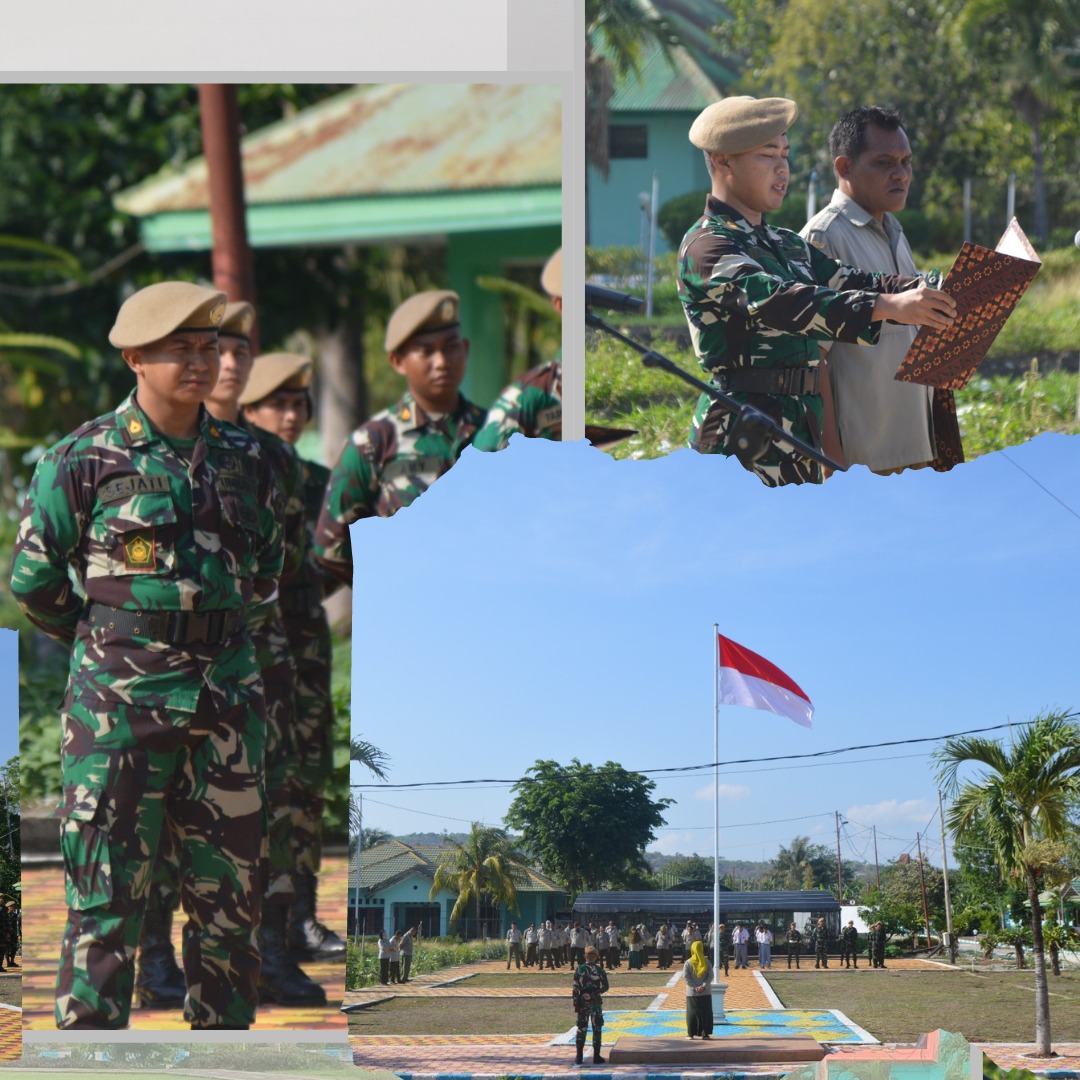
{"left": 10, "top": 391, "right": 283, "bottom": 1029}
{"left": 677, "top": 195, "right": 921, "bottom": 485}
{"left": 839, "top": 923, "right": 859, "bottom": 968}
{"left": 786, "top": 926, "right": 802, "bottom": 968}
{"left": 472, "top": 359, "right": 561, "bottom": 451}
{"left": 870, "top": 924, "right": 887, "bottom": 967}
{"left": 716, "top": 925, "right": 731, "bottom": 975}
{"left": 314, "top": 390, "right": 485, "bottom": 585}
{"left": 572, "top": 959, "right": 609, "bottom": 1065}
{"left": 810, "top": 923, "right": 830, "bottom": 969}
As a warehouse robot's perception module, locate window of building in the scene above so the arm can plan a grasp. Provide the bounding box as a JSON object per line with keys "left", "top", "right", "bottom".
{"left": 610, "top": 125, "right": 648, "bottom": 159}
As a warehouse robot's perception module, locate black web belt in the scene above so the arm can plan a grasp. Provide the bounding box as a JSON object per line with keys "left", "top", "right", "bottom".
{"left": 87, "top": 603, "right": 244, "bottom": 645}
{"left": 713, "top": 366, "right": 822, "bottom": 396}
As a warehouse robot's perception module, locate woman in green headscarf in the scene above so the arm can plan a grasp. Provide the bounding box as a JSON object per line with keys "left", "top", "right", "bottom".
{"left": 683, "top": 939, "right": 714, "bottom": 1038}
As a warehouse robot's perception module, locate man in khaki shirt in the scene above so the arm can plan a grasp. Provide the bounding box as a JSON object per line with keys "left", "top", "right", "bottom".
{"left": 802, "top": 107, "right": 962, "bottom": 473}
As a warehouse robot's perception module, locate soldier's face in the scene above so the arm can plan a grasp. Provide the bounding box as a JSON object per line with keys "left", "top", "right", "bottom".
{"left": 837, "top": 125, "right": 912, "bottom": 220}
{"left": 209, "top": 333, "right": 254, "bottom": 410}
{"left": 125, "top": 331, "right": 220, "bottom": 408}
{"left": 715, "top": 136, "right": 789, "bottom": 221}
{"left": 390, "top": 326, "right": 468, "bottom": 412}
{"left": 243, "top": 389, "right": 310, "bottom": 445}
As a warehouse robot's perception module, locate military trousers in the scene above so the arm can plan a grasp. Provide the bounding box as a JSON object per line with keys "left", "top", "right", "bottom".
{"left": 55, "top": 686, "right": 265, "bottom": 1029}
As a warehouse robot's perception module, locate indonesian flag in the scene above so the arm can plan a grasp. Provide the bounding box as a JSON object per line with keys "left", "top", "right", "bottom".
{"left": 717, "top": 633, "right": 814, "bottom": 729}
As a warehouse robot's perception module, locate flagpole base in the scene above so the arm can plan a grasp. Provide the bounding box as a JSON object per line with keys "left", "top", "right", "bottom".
{"left": 710, "top": 981, "right": 729, "bottom": 1024}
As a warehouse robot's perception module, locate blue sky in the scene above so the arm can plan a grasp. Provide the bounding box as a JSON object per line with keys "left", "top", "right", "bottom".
{"left": 349, "top": 433, "right": 1080, "bottom": 872}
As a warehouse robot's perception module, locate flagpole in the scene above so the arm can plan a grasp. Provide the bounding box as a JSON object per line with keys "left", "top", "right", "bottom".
{"left": 713, "top": 622, "right": 720, "bottom": 985}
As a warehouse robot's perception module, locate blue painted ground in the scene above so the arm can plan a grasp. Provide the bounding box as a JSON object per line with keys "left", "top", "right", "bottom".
{"left": 555, "top": 1009, "right": 873, "bottom": 1045}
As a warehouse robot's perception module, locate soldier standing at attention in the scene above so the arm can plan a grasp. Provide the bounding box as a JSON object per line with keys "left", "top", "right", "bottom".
{"left": 572, "top": 945, "right": 609, "bottom": 1066}
{"left": 472, "top": 247, "right": 563, "bottom": 451}
{"left": 240, "top": 353, "right": 347, "bottom": 967}
{"left": 314, "top": 290, "right": 486, "bottom": 587}
{"left": 786, "top": 921, "right": 802, "bottom": 968}
{"left": 524, "top": 923, "right": 538, "bottom": 968}
{"left": 11, "top": 282, "right": 283, "bottom": 1029}
{"left": 839, "top": 919, "right": 859, "bottom": 968}
{"left": 811, "top": 918, "right": 830, "bottom": 969}
{"left": 870, "top": 921, "right": 888, "bottom": 968}
{"left": 677, "top": 95, "right": 956, "bottom": 486}
{"left": 716, "top": 922, "right": 730, "bottom": 976}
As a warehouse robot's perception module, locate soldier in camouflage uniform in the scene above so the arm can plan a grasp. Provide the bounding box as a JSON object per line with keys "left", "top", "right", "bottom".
{"left": 786, "top": 921, "right": 802, "bottom": 968}
{"left": 473, "top": 248, "right": 562, "bottom": 452}
{"left": 839, "top": 919, "right": 859, "bottom": 968}
{"left": 572, "top": 945, "right": 609, "bottom": 1066}
{"left": 678, "top": 96, "right": 957, "bottom": 486}
{"left": 811, "top": 918, "right": 830, "bottom": 969}
{"left": 315, "top": 290, "right": 485, "bottom": 586}
{"left": 715, "top": 922, "right": 730, "bottom": 976}
{"left": 10, "top": 282, "right": 283, "bottom": 1029}
{"left": 869, "top": 921, "right": 887, "bottom": 968}
{"left": 4, "top": 903, "right": 17, "bottom": 968}
{"left": 241, "top": 352, "right": 346, "bottom": 964}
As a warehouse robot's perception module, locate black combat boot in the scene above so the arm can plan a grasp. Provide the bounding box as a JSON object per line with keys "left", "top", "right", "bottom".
{"left": 258, "top": 904, "right": 328, "bottom": 1006}
{"left": 574, "top": 1037, "right": 585, "bottom": 1066}
{"left": 287, "top": 873, "right": 347, "bottom": 961}
{"left": 592, "top": 1033, "right": 605, "bottom": 1064}
{"left": 134, "top": 904, "right": 186, "bottom": 1007}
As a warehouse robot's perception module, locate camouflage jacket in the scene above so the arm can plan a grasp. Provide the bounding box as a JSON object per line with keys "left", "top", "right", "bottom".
{"left": 810, "top": 926, "right": 830, "bottom": 950}
{"left": 314, "top": 390, "right": 485, "bottom": 587}
{"left": 10, "top": 392, "right": 283, "bottom": 712}
{"left": 472, "top": 359, "right": 561, "bottom": 451}
{"left": 280, "top": 457, "right": 334, "bottom": 612}
{"left": 678, "top": 196, "right": 919, "bottom": 376}
{"left": 786, "top": 928, "right": 802, "bottom": 946}
{"left": 840, "top": 925, "right": 859, "bottom": 948}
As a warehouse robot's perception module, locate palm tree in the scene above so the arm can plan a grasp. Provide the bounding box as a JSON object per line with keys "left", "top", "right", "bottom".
{"left": 934, "top": 710, "right": 1080, "bottom": 1056}
{"left": 429, "top": 824, "right": 527, "bottom": 939}
{"left": 349, "top": 736, "right": 389, "bottom": 837}
{"left": 955, "top": 0, "right": 1080, "bottom": 242}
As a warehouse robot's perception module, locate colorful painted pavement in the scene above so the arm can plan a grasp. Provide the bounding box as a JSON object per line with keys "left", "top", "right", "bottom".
{"left": 978, "top": 1043, "right": 1080, "bottom": 1077}
{"left": 0, "top": 1005, "right": 20, "bottom": 1061}
{"left": 21, "top": 855, "right": 347, "bottom": 1031}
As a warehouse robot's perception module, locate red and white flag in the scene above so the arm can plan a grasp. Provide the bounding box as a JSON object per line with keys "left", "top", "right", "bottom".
{"left": 717, "top": 633, "right": 814, "bottom": 729}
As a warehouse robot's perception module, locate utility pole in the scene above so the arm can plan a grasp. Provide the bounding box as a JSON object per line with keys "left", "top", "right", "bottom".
{"left": 352, "top": 789, "right": 363, "bottom": 942}
{"left": 916, "top": 832, "right": 932, "bottom": 950}
{"left": 872, "top": 825, "right": 880, "bottom": 890}
{"left": 197, "top": 84, "right": 259, "bottom": 351}
{"left": 835, "top": 811, "right": 844, "bottom": 903}
{"left": 938, "top": 790, "right": 956, "bottom": 963}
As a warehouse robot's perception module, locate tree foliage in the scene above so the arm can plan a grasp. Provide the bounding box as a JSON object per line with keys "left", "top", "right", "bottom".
{"left": 859, "top": 857, "right": 946, "bottom": 941}
{"left": 935, "top": 710, "right": 1080, "bottom": 1056}
{"left": 429, "top": 823, "right": 527, "bottom": 931}
{"left": 505, "top": 759, "right": 672, "bottom": 897}
{"left": 768, "top": 835, "right": 836, "bottom": 890}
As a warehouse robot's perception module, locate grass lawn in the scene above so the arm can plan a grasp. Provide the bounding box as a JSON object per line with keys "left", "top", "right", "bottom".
{"left": 0, "top": 973, "right": 20, "bottom": 1007}
{"left": 348, "top": 996, "right": 660, "bottom": 1036}
{"left": 766, "top": 969, "right": 1080, "bottom": 1043}
{"left": 463, "top": 972, "right": 674, "bottom": 988}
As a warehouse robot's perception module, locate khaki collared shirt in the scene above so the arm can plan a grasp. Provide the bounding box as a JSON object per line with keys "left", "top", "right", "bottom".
{"left": 802, "top": 190, "right": 936, "bottom": 471}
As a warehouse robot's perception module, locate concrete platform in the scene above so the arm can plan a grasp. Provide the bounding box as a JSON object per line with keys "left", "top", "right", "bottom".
{"left": 609, "top": 1034, "right": 827, "bottom": 1065}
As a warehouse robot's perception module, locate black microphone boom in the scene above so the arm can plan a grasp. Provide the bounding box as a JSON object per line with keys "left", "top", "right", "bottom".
{"left": 585, "top": 283, "right": 645, "bottom": 314}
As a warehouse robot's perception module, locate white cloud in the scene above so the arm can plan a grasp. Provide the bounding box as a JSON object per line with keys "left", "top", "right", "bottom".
{"left": 652, "top": 831, "right": 703, "bottom": 855}
{"left": 693, "top": 783, "right": 751, "bottom": 802}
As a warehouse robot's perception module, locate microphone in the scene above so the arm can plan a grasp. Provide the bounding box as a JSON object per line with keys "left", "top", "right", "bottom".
{"left": 585, "top": 283, "right": 645, "bottom": 314}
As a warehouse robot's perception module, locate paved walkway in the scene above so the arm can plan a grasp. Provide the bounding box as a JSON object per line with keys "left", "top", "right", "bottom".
{"left": 977, "top": 1042, "right": 1080, "bottom": 1075}
{"left": 21, "top": 856, "right": 347, "bottom": 1031}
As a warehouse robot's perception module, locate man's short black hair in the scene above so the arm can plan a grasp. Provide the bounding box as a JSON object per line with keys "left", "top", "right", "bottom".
{"left": 828, "top": 106, "right": 904, "bottom": 163}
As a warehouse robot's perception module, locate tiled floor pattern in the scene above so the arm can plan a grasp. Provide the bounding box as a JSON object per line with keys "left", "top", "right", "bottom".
{"left": 22, "top": 855, "right": 347, "bottom": 1031}
{"left": 0, "top": 1004, "right": 20, "bottom": 1061}
{"left": 977, "top": 1043, "right": 1080, "bottom": 1076}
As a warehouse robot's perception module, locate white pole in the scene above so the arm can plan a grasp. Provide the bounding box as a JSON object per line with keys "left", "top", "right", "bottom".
{"left": 646, "top": 171, "right": 659, "bottom": 318}
{"left": 713, "top": 622, "right": 720, "bottom": 983}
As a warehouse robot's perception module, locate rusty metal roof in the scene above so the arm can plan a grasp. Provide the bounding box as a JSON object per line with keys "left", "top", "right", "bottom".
{"left": 116, "top": 82, "right": 561, "bottom": 217}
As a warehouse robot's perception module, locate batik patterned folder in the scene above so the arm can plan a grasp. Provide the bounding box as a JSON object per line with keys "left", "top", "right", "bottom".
{"left": 895, "top": 219, "right": 1041, "bottom": 390}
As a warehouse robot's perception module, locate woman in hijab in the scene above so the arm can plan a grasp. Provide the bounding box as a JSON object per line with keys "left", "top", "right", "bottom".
{"left": 683, "top": 939, "right": 714, "bottom": 1039}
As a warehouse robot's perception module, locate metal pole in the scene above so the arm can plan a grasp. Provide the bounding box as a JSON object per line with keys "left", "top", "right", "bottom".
{"left": 916, "top": 832, "right": 932, "bottom": 950}
{"left": 2, "top": 779, "right": 12, "bottom": 859}
{"left": 713, "top": 622, "right": 720, "bottom": 984}
{"left": 872, "top": 825, "right": 880, "bottom": 889}
{"left": 197, "top": 84, "right": 259, "bottom": 352}
{"left": 1006, "top": 172, "right": 1016, "bottom": 228}
{"left": 963, "top": 179, "right": 972, "bottom": 243}
{"left": 353, "top": 791, "right": 363, "bottom": 942}
{"left": 835, "top": 811, "right": 844, "bottom": 902}
{"left": 938, "top": 790, "right": 956, "bottom": 962}
{"left": 645, "top": 171, "right": 659, "bottom": 318}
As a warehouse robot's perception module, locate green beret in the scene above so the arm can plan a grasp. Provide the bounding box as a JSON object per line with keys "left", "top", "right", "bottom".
{"left": 689, "top": 95, "right": 798, "bottom": 155}
{"left": 220, "top": 300, "right": 256, "bottom": 339}
{"left": 239, "top": 352, "right": 313, "bottom": 406}
{"left": 109, "top": 281, "right": 227, "bottom": 349}
{"left": 541, "top": 248, "right": 562, "bottom": 298}
{"left": 384, "top": 290, "right": 460, "bottom": 354}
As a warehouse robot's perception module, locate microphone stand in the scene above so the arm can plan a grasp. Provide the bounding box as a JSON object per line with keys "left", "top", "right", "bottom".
{"left": 586, "top": 307, "right": 846, "bottom": 474}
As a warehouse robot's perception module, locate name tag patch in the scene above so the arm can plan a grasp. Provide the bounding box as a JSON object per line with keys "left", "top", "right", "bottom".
{"left": 98, "top": 475, "right": 170, "bottom": 504}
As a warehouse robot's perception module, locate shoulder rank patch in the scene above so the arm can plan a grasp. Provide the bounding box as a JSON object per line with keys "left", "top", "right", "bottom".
{"left": 98, "top": 475, "right": 171, "bottom": 504}
{"left": 123, "top": 531, "right": 156, "bottom": 570}
{"left": 127, "top": 417, "right": 144, "bottom": 436}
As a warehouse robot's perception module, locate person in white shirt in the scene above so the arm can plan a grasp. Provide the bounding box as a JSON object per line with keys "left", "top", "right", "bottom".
{"left": 732, "top": 923, "right": 750, "bottom": 969}
{"left": 506, "top": 922, "right": 523, "bottom": 970}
